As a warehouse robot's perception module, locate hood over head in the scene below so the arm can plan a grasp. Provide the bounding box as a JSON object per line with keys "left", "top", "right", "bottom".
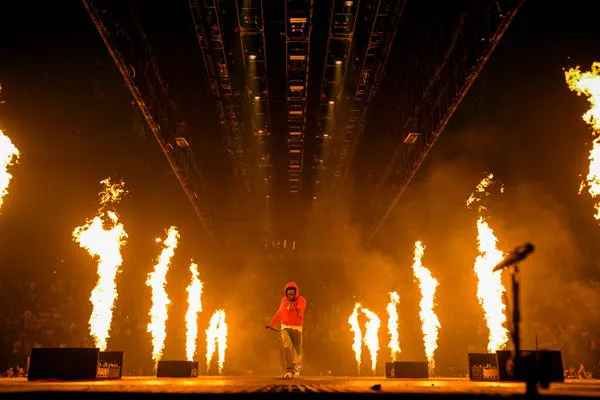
{"left": 284, "top": 281, "right": 299, "bottom": 297}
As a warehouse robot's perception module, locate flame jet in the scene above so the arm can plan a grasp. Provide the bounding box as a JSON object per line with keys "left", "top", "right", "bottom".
{"left": 411, "top": 241, "right": 440, "bottom": 374}
{"left": 0, "top": 129, "right": 20, "bottom": 213}
{"left": 348, "top": 303, "right": 382, "bottom": 375}
{"left": 386, "top": 291, "right": 401, "bottom": 362}
{"left": 206, "top": 310, "right": 227, "bottom": 374}
{"left": 566, "top": 62, "right": 600, "bottom": 220}
{"left": 361, "top": 307, "right": 381, "bottom": 375}
{"left": 185, "top": 262, "right": 203, "bottom": 361}
{"left": 467, "top": 173, "right": 509, "bottom": 353}
{"left": 147, "top": 226, "right": 179, "bottom": 363}
{"left": 348, "top": 303, "right": 363, "bottom": 374}
{"left": 73, "top": 178, "right": 128, "bottom": 351}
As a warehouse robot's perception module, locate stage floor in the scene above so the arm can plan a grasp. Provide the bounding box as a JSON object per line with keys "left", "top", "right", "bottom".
{"left": 0, "top": 377, "right": 599, "bottom": 397}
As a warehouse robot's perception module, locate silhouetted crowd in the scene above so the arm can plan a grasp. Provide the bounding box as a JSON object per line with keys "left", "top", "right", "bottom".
{"left": 0, "top": 270, "right": 87, "bottom": 376}
{"left": 533, "top": 322, "right": 600, "bottom": 379}
{"left": 0, "top": 272, "right": 599, "bottom": 378}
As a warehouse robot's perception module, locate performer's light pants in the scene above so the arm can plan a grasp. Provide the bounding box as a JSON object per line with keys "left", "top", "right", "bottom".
{"left": 281, "top": 328, "right": 302, "bottom": 373}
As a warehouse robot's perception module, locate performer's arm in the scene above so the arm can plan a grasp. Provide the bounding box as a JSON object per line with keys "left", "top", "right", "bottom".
{"left": 269, "top": 299, "right": 284, "bottom": 328}
{"left": 296, "top": 297, "right": 307, "bottom": 318}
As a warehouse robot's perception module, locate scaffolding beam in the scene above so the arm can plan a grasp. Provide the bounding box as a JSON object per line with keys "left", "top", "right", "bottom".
{"left": 312, "top": 0, "right": 361, "bottom": 194}
{"left": 82, "top": 0, "right": 215, "bottom": 241}
{"left": 365, "top": 0, "right": 524, "bottom": 242}
{"left": 234, "top": 0, "right": 273, "bottom": 191}
{"left": 285, "top": 0, "right": 313, "bottom": 194}
{"left": 332, "top": 0, "right": 405, "bottom": 193}
{"left": 189, "top": 0, "right": 251, "bottom": 197}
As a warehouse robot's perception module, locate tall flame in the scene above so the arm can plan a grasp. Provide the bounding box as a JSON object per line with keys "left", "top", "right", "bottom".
{"left": 386, "top": 291, "right": 401, "bottom": 361}
{"left": 146, "top": 226, "right": 179, "bottom": 363}
{"left": 474, "top": 218, "right": 509, "bottom": 352}
{"left": 411, "top": 241, "right": 440, "bottom": 373}
{"left": 0, "top": 129, "right": 20, "bottom": 212}
{"left": 467, "top": 174, "right": 509, "bottom": 353}
{"left": 348, "top": 303, "right": 362, "bottom": 373}
{"left": 565, "top": 62, "right": 600, "bottom": 220}
{"left": 361, "top": 307, "right": 381, "bottom": 375}
{"left": 185, "top": 262, "right": 203, "bottom": 361}
{"left": 73, "top": 178, "right": 128, "bottom": 351}
{"left": 206, "top": 309, "right": 227, "bottom": 374}
{"left": 348, "top": 303, "right": 381, "bottom": 375}
{"left": 216, "top": 312, "right": 228, "bottom": 374}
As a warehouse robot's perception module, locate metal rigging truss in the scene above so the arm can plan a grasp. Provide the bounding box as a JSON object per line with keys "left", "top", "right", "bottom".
{"left": 234, "top": 0, "right": 273, "bottom": 195}
{"left": 366, "top": 0, "right": 524, "bottom": 241}
{"left": 83, "top": 0, "right": 214, "bottom": 241}
{"left": 313, "top": 0, "right": 361, "bottom": 194}
{"left": 333, "top": 0, "right": 405, "bottom": 192}
{"left": 189, "top": 0, "right": 251, "bottom": 197}
{"left": 285, "top": 0, "right": 313, "bottom": 194}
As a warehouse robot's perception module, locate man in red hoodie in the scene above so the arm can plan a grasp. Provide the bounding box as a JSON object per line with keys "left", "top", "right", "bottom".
{"left": 267, "top": 281, "right": 307, "bottom": 378}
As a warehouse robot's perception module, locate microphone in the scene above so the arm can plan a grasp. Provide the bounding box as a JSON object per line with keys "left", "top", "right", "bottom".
{"left": 493, "top": 243, "right": 535, "bottom": 272}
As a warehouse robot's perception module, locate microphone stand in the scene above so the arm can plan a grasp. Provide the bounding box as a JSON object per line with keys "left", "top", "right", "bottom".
{"left": 509, "top": 264, "right": 521, "bottom": 377}
{"left": 507, "top": 264, "right": 538, "bottom": 396}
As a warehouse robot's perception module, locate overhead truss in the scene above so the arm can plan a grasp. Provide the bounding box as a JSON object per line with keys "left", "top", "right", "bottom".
{"left": 285, "top": 0, "right": 313, "bottom": 194}
{"left": 189, "top": 0, "right": 251, "bottom": 197}
{"left": 366, "top": 0, "right": 524, "bottom": 241}
{"left": 83, "top": 0, "right": 215, "bottom": 241}
{"left": 234, "top": 0, "right": 273, "bottom": 196}
{"left": 313, "top": 0, "right": 361, "bottom": 193}
{"left": 334, "top": 0, "right": 405, "bottom": 192}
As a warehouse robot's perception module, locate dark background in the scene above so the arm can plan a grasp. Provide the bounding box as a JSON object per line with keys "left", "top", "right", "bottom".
{"left": 0, "top": 0, "right": 598, "bottom": 376}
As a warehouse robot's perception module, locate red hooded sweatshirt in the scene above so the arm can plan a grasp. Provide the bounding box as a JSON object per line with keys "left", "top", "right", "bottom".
{"left": 269, "top": 281, "right": 306, "bottom": 330}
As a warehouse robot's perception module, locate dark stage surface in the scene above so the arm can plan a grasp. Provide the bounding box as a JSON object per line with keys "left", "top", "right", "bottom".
{"left": 0, "top": 377, "right": 599, "bottom": 397}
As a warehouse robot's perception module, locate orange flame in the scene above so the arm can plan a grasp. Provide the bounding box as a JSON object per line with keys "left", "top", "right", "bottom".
{"left": 0, "top": 129, "right": 20, "bottom": 213}
{"left": 348, "top": 303, "right": 381, "bottom": 375}
{"left": 411, "top": 241, "right": 440, "bottom": 373}
{"left": 206, "top": 309, "right": 227, "bottom": 374}
{"left": 185, "top": 262, "right": 203, "bottom": 361}
{"left": 466, "top": 173, "right": 504, "bottom": 212}
{"left": 467, "top": 174, "right": 509, "bottom": 353}
{"left": 565, "top": 62, "right": 600, "bottom": 220}
{"left": 361, "top": 307, "right": 381, "bottom": 375}
{"left": 474, "top": 218, "right": 508, "bottom": 352}
{"left": 348, "top": 303, "right": 362, "bottom": 373}
{"left": 146, "top": 226, "right": 179, "bottom": 363}
{"left": 73, "top": 178, "right": 128, "bottom": 351}
{"left": 386, "top": 291, "right": 401, "bottom": 361}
